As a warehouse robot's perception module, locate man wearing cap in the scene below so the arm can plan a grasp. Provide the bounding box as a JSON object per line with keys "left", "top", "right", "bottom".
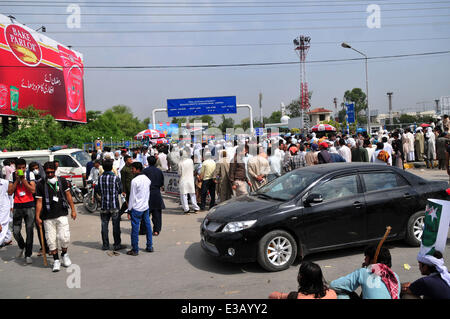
{"left": 318, "top": 142, "right": 332, "bottom": 164}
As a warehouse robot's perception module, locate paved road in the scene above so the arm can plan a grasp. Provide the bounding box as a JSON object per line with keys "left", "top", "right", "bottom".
{"left": 0, "top": 167, "right": 448, "bottom": 299}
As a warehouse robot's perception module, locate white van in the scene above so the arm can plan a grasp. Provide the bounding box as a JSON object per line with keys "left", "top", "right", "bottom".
{"left": 0, "top": 148, "right": 90, "bottom": 188}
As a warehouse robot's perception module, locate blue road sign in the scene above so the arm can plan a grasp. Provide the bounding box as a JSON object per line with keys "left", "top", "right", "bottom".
{"left": 167, "top": 96, "right": 237, "bottom": 117}
{"left": 125, "top": 141, "right": 130, "bottom": 148}
{"left": 255, "top": 127, "right": 264, "bottom": 136}
{"left": 346, "top": 102, "right": 355, "bottom": 124}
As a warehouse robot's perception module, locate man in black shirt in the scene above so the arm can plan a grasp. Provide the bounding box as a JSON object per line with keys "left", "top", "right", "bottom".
{"left": 35, "top": 162, "right": 77, "bottom": 272}
{"left": 142, "top": 156, "right": 165, "bottom": 236}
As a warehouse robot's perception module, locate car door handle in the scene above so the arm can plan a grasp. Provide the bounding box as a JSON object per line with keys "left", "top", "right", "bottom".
{"left": 353, "top": 201, "right": 363, "bottom": 209}
{"left": 403, "top": 193, "right": 413, "bottom": 199}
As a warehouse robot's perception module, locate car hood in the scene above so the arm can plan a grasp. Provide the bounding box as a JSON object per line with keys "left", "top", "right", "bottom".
{"left": 206, "top": 195, "right": 282, "bottom": 222}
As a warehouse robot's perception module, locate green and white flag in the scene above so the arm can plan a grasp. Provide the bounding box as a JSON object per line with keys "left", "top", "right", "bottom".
{"left": 418, "top": 199, "right": 450, "bottom": 258}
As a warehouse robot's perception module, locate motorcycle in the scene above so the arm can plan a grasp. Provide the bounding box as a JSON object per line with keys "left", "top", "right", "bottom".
{"left": 67, "top": 176, "right": 84, "bottom": 204}
{"left": 83, "top": 180, "right": 100, "bottom": 213}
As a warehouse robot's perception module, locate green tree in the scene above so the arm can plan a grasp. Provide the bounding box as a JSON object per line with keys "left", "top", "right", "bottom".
{"left": 398, "top": 114, "right": 418, "bottom": 124}
{"left": 218, "top": 115, "right": 235, "bottom": 133}
{"left": 86, "top": 110, "right": 102, "bottom": 123}
{"left": 264, "top": 111, "right": 282, "bottom": 124}
{"left": 194, "top": 115, "right": 216, "bottom": 127}
{"left": 342, "top": 88, "right": 367, "bottom": 123}
{"left": 286, "top": 91, "right": 313, "bottom": 118}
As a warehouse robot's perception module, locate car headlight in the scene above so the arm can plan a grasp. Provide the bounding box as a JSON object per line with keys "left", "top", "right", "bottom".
{"left": 222, "top": 220, "right": 257, "bottom": 233}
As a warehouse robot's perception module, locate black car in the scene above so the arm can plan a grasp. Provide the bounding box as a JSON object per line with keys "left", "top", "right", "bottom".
{"left": 200, "top": 163, "right": 448, "bottom": 272}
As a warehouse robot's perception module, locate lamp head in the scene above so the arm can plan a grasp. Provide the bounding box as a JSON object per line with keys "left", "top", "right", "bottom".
{"left": 341, "top": 42, "right": 351, "bottom": 49}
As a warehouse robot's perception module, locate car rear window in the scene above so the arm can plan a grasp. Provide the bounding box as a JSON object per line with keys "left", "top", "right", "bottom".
{"left": 362, "top": 172, "right": 409, "bottom": 192}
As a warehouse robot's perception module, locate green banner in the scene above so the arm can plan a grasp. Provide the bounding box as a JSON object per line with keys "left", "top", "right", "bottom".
{"left": 419, "top": 199, "right": 450, "bottom": 257}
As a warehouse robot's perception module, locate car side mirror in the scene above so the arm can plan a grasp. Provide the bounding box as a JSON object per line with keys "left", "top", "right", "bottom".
{"left": 304, "top": 193, "right": 323, "bottom": 206}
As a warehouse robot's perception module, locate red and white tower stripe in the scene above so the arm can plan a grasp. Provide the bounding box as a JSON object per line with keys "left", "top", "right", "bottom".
{"left": 294, "top": 35, "right": 311, "bottom": 111}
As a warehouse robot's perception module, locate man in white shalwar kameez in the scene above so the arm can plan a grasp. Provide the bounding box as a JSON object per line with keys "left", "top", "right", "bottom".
{"left": 403, "top": 128, "right": 415, "bottom": 162}
{"left": 178, "top": 147, "right": 200, "bottom": 214}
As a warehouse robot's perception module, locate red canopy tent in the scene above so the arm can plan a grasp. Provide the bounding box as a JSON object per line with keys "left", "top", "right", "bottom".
{"left": 310, "top": 124, "right": 336, "bottom": 132}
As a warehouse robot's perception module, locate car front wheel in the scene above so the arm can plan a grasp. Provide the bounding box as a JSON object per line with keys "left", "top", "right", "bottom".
{"left": 257, "top": 230, "right": 297, "bottom": 272}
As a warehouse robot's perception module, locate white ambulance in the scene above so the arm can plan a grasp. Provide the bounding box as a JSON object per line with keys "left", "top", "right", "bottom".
{"left": 0, "top": 148, "right": 90, "bottom": 188}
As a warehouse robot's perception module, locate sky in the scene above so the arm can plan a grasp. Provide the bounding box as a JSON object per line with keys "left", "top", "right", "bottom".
{"left": 2, "top": 0, "right": 450, "bottom": 126}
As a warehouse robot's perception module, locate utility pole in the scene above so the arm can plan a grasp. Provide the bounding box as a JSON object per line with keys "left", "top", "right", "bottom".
{"left": 435, "top": 99, "right": 440, "bottom": 115}
{"left": 333, "top": 97, "right": 338, "bottom": 120}
{"left": 387, "top": 92, "right": 393, "bottom": 125}
{"left": 259, "top": 92, "right": 263, "bottom": 126}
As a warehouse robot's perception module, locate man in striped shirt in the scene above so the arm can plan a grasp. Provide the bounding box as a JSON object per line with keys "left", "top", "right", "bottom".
{"left": 96, "top": 159, "right": 125, "bottom": 252}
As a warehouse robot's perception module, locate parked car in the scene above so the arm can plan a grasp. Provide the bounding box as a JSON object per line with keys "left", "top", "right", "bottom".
{"left": 200, "top": 163, "right": 448, "bottom": 272}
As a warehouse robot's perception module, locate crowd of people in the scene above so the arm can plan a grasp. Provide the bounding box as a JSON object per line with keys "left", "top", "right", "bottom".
{"left": 0, "top": 123, "right": 449, "bottom": 297}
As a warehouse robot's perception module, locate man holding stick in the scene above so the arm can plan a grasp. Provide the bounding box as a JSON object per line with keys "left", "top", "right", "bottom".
{"left": 35, "top": 162, "right": 77, "bottom": 272}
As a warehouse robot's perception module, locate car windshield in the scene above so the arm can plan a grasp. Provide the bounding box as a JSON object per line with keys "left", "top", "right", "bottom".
{"left": 256, "top": 170, "right": 321, "bottom": 201}
{"left": 71, "top": 151, "right": 90, "bottom": 166}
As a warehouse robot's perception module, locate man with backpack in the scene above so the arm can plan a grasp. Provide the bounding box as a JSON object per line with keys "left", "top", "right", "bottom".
{"left": 35, "top": 162, "right": 77, "bottom": 272}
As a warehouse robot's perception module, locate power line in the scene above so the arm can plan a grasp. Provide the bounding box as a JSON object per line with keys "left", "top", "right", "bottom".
{"left": 2, "top": 0, "right": 448, "bottom": 6}
{"left": 3, "top": 0, "right": 450, "bottom": 8}
{"left": 68, "top": 37, "right": 450, "bottom": 49}
{"left": 39, "top": 21, "right": 450, "bottom": 33}
{"left": 16, "top": 14, "right": 450, "bottom": 26}
{"left": 1, "top": 50, "right": 448, "bottom": 69}
{"left": 7, "top": 6, "right": 450, "bottom": 16}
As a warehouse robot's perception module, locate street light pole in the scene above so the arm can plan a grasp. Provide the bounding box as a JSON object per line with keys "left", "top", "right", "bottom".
{"left": 341, "top": 42, "right": 370, "bottom": 134}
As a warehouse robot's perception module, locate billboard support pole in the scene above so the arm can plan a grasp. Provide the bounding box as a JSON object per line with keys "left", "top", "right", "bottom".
{"left": 152, "top": 108, "right": 167, "bottom": 130}
{"left": 237, "top": 104, "right": 254, "bottom": 135}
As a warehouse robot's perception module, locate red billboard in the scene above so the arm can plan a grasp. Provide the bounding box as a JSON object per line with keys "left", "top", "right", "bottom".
{"left": 0, "top": 14, "right": 86, "bottom": 123}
